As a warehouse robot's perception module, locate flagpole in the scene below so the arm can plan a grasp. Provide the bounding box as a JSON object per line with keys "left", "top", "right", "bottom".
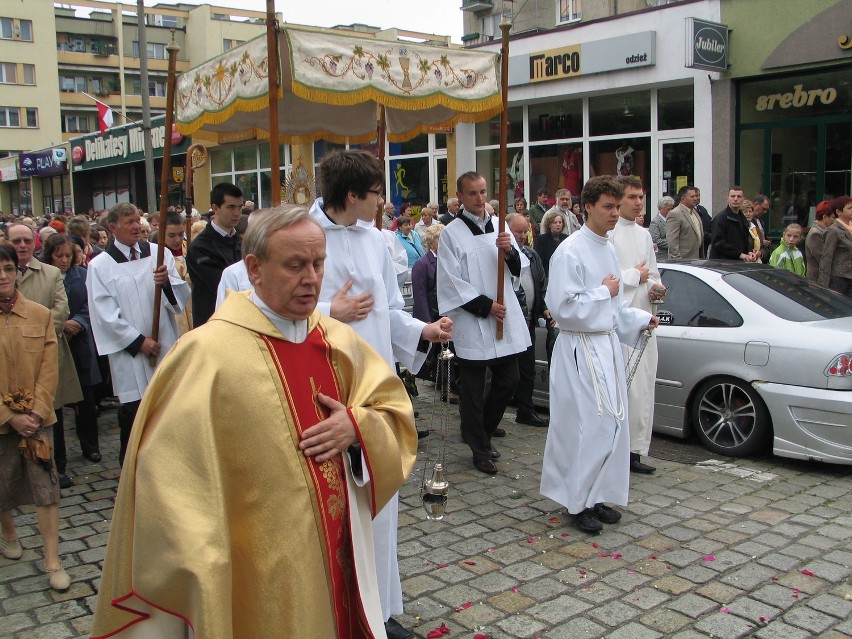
{"left": 80, "top": 92, "right": 144, "bottom": 128}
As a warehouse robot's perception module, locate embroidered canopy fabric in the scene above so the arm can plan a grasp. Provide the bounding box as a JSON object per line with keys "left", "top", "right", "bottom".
{"left": 175, "top": 27, "right": 503, "bottom": 144}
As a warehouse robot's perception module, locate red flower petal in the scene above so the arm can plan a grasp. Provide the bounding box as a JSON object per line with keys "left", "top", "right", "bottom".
{"left": 801, "top": 569, "right": 814, "bottom": 576}
{"left": 463, "top": 561, "right": 477, "bottom": 565}
{"left": 454, "top": 602, "right": 473, "bottom": 612}
{"left": 720, "top": 607, "right": 731, "bottom": 614}
{"left": 527, "top": 537, "right": 536, "bottom": 543}
{"left": 435, "top": 564, "right": 448, "bottom": 569}
{"left": 703, "top": 555, "right": 715, "bottom": 562}
{"left": 759, "top": 615, "right": 767, "bottom": 623}
{"left": 440, "top": 622, "right": 451, "bottom": 634}
{"left": 578, "top": 569, "right": 587, "bottom": 575}
{"left": 427, "top": 629, "right": 444, "bottom": 638}
{"left": 560, "top": 532, "right": 570, "bottom": 537}
{"left": 511, "top": 586, "right": 519, "bottom": 592}
{"left": 549, "top": 517, "right": 560, "bottom": 523}
{"left": 598, "top": 553, "right": 609, "bottom": 558}
{"left": 592, "top": 542, "right": 599, "bottom": 548}
{"left": 474, "top": 635, "right": 490, "bottom": 639}
{"left": 611, "top": 553, "right": 622, "bottom": 559}
{"left": 649, "top": 555, "right": 657, "bottom": 559}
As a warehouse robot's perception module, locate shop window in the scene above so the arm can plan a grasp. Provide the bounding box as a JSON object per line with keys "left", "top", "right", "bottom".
{"left": 0, "top": 107, "right": 20, "bottom": 128}
{"left": 589, "top": 137, "right": 650, "bottom": 184}
{"left": 233, "top": 145, "right": 257, "bottom": 172}
{"left": 259, "top": 144, "right": 287, "bottom": 169}
{"left": 528, "top": 100, "right": 582, "bottom": 142}
{"left": 391, "top": 135, "right": 428, "bottom": 156}
{"left": 770, "top": 125, "right": 818, "bottom": 231}
{"left": 475, "top": 146, "right": 524, "bottom": 209}
{"left": 435, "top": 134, "right": 447, "bottom": 150}
{"left": 825, "top": 122, "right": 852, "bottom": 200}
{"left": 558, "top": 0, "right": 581, "bottom": 24}
{"left": 658, "top": 85, "right": 694, "bottom": 131}
{"left": 234, "top": 173, "right": 259, "bottom": 205}
{"left": 388, "top": 156, "right": 429, "bottom": 207}
{"left": 528, "top": 144, "right": 583, "bottom": 200}
{"left": 475, "top": 107, "right": 523, "bottom": 146}
{"left": 589, "top": 91, "right": 650, "bottom": 137}
{"left": 209, "top": 148, "right": 232, "bottom": 174}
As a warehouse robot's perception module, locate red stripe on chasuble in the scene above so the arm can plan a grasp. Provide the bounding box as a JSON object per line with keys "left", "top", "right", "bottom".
{"left": 261, "top": 331, "right": 374, "bottom": 639}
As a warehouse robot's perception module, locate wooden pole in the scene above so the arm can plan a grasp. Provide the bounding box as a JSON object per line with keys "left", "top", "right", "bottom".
{"left": 496, "top": 18, "right": 511, "bottom": 340}
{"left": 148, "top": 33, "right": 179, "bottom": 367}
{"left": 375, "top": 106, "right": 387, "bottom": 229}
{"left": 266, "top": 0, "right": 281, "bottom": 206}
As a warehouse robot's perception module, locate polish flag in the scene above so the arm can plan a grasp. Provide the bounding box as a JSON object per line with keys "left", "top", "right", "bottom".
{"left": 96, "top": 100, "right": 113, "bottom": 134}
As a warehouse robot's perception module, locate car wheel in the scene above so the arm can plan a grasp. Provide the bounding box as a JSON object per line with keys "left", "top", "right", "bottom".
{"left": 690, "top": 377, "right": 771, "bottom": 457}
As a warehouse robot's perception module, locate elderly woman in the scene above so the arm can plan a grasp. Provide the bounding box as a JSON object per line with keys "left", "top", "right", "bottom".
{"left": 395, "top": 215, "right": 425, "bottom": 269}
{"left": 0, "top": 244, "right": 70, "bottom": 591}
{"left": 42, "top": 234, "right": 102, "bottom": 467}
{"left": 818, "top": 195, "right": 852, "bottom": 295}
{"left": 414, "top": 206, "right": 437, "bottom": 241}
{"left": 534, "top": 210, "right": 567, "bottom": 276}
{"left": 806, "top": 200, "right": 837, "bottom": 282}
{"left": 139, "top": 217, "right": 151, "bottom": 241}
{"left": 513, "top": 198, "right": 537, "bottom": 247}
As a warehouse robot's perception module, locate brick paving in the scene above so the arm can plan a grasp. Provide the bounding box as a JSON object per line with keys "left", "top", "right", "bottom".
{"left": 1, "top": 390, "right": 851, "bottom": 639}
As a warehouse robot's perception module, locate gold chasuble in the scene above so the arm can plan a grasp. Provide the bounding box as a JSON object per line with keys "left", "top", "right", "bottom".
{"left": 90, "top": 292, "right": 417, "bottom": 639}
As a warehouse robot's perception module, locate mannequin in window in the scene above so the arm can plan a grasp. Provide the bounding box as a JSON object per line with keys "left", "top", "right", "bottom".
{"left": 615, "top": 144, "right": 634, "bottom": 177}
{"left": 561, "top": 146, "right": 582, "bottom": 195}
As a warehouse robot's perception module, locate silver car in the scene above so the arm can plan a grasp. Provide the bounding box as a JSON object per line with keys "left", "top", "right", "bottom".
{"left": 534, "top": 261, "right": 852, "bottom": 465}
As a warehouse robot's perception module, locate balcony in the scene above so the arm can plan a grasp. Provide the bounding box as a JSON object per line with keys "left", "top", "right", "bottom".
{"left": 461, "top": 0, "right": 494, "bottom": 12}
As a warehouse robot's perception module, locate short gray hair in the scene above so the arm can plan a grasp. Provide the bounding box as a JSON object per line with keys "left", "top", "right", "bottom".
{"left": 658, "top": 196, "right": 675, "bottom": 210}
{"left": 107, "top": 202, "right": 139, "bottom": 227}
{"left": 241, "top": 204, "right": 323, "bottom": 262}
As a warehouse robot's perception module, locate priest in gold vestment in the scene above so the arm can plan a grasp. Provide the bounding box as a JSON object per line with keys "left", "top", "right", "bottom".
{"left": 91, "top": 206, "right": 417, "bottom": 639}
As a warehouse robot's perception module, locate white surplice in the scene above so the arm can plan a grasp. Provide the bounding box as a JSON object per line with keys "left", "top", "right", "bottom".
{"left": 215, "top": 260, "right": 252, "bottom": 309}
{"left": 86, "top": 250, "right": 189, "bottom": 403}
{"left": 310, "top": 199, "right": 424, "bottom": 620}
{"left": 609, "top": 217, "right": 660, "bottom": 456}
{"left": 540, "top": 225, "right": 650, "bottom": 514}
{"left": 436, "top": 216, "right": 530, "bottom": 361}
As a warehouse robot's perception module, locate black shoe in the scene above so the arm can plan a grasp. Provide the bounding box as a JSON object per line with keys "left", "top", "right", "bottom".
{"left": 492, "top": 428, "right": 507, "bottom": 437}
{"left": 474, "top": 459, "right": 498, "bottom": 475}
{"left": 384, "top": 618, "right": 414, "bottom": 639}
{"left": 84, "top": 451, "right": 102, "bottom": 463}
{"left": 630, "top": 459, "right": 656, "bottom": 474}
{"left": 490, "top": 446, "right": 501, "bottom": 459}
{"left": 516, "top": 412, "right": 549, "bottom": 427}
{"left": 593, "top": 503, "right": 622, "bottom": 524}
{"left": 572, "top": 508, "right": 603, "bottom": 533}
{"left": 417, "top": 430, "right": 430, "bottom": 440}
{"left": 58, "top": 474, "right": 73, "bottom": 489}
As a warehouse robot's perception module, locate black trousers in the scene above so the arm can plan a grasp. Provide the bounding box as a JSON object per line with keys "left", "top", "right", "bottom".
{"left": 118, "top": 400, "right": 141, "bottom": 466}
{"left": 52, "top": 386, "right": 101, "bottom": 474}
{"left": 513, "top": 323, "right": 537, "bottom": 416}
{"left": 457, "top": 356, "right": 519, "bottom": 463}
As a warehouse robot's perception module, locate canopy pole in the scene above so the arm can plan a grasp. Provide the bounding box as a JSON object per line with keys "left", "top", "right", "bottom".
{"left": 267, "top": 0, "right": 280, "bottom": 206}
{"left": 149, "top": 33, "right": 180, "bottom": 367}
{"left": 496, "top": 17, "right": 511, "bottom": 340}
{"left": 376, "top": 106, "right": 387, "bottom": 229}
{"left": 184, "top": 143, "right": 208, "bottom": 244}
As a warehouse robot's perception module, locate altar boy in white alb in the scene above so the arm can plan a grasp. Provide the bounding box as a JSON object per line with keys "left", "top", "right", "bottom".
{"left": 87, "top": 202, "right": 189, "bottom": 465}
{"left": 309, "top": 150, "right": 452, "bottom": 639}
{"left": 540, "top": 176, "right": 658, "bottom": 534}
{"left": 609, "top": 176, "right": 667, "bottom": 476}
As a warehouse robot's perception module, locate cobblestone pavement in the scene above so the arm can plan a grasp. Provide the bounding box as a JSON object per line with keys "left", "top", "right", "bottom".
{"left": 2, "top": 390, "right": 851, "bottom": 639}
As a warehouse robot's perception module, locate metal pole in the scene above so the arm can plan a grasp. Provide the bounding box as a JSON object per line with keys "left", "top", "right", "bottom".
{"left": 137, "top": 0, "right": 157, "bottom": 215}
{"left": 266, "top": 0, "right": 280, "bottom": 206}
{"left": 375, "top": 106, "right": 387, "bottom": 229}
{"left": 148, "top": 34, "right": 180, "bottom": 367}
{"left": 496, "top": 18, "right": 511, "bottom": 340}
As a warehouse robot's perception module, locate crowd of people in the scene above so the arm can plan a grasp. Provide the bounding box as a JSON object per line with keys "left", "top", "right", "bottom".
{"left": 0, "top": 157, "right": 850, "bottom": 637}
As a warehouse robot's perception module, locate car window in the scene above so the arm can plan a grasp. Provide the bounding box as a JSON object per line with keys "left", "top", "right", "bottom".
{"left": 724, "top": 269, "right": 852, "bottom": 321}
{"left": 658, "top": 270, "right": 743, "bottom": 328}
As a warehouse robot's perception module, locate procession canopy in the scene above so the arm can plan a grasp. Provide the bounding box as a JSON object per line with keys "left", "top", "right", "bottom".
{"left": 174, "top": 26, "right": 503, "bottom": 144}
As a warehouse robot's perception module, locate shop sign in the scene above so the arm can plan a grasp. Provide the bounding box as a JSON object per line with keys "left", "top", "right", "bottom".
{"left": 755, "top": 83, "right": 838, "bottom": 111}
{"left": 19, "top": 149, "right": 67, "bottom": 178}
{"left": 70, "top": 115, "right": 189, "bottom": 172}
{"left": 0, "top": 157, "right": 17, "bottom": 182}
{"left": 685, "top": 18, "right": 728, "bottom": 72}
{"left": 510, "top": 31, "right": 656, "bottom": 86}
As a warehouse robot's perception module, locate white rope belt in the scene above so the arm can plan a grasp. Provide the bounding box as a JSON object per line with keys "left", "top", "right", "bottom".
{"left": 560, "top": 328, "right": 625, "bottom": 420}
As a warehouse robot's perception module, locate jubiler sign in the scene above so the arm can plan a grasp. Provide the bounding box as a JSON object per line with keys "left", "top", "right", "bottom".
{"left": 685, "top": 18, "right": 728, "bottom": 72}
{"left": 70, "top": 115, "right": 189, "bottom": 171}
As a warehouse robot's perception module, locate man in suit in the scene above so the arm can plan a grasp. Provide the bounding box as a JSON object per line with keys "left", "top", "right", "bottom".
{"left": 508, "top": 212, "right": 551, "bottom": 428}
{"left": 439, "top": 197, "right": 459, "bottom": 226}
{"left": 186, "top": 182, "right": 243, "bottom": 326}
{"left": 693, "top": 188, "right": 713, "bottom": 256}
{"left": 752, "top": 194, "right": 772, "bottom": 262}
{"left": 649, "top": 196, "right": 673, "bottom": 261}
{"left": 665, "top": 185, "right": 704, "bottom": 259}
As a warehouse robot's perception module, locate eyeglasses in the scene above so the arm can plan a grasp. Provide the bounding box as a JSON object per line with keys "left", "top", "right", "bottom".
{"left": 366, "top": 188, "right": 383, "bottom": 197}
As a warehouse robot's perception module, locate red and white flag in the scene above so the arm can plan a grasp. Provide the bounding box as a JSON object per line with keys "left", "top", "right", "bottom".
{"left": 96, "top": 100, "right": 113, "bottom": 134}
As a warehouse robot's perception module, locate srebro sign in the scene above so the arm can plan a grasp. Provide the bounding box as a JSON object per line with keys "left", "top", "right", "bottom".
{"left": 511, "top": 31, "right": 656, "bottom": 86}
{"left": 70, "top": 115, "right": 189, "bottom": 171}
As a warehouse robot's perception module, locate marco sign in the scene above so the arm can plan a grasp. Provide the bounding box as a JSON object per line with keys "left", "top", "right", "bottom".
{"left": 685, "top": 18, "right": 728, "bottom": 72}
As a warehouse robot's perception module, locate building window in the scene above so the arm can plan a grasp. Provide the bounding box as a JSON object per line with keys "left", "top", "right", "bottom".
{"left": 63, "top": 115, "right": 90, "bottom": 133}
{"left": 223, "top": 39, "right": 245, "bottom": 52}
{"left": 558, "top": 0, "right": 581, "bottom": 24}
{"left": 0, "top": 17, "right": 33, "bottom": 42}
{"left": 132, "top": 41, "right": 167, "bottom": 59}
{"left": 148, "top": 80, "right": 166, "bottom": 97}
{"left": 210, "top": 143, "right": 292, "bottom": 208}
{"left": 0, "top": 62, "right": 16, "bottom": 84}
{"left": 0, "top": 107, "right": 21, "bottom": 127}
{"left": 25, "top": 108, "right": 37, "bottom": 128}
{"left": 60, "top": 76, "right": 86, "bottom": 92}
{"left": 23, "top": 63, "right": 34, "bottom": 85}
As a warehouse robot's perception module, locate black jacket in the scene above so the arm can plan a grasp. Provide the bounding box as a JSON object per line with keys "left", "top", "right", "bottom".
{"left": 533, "top": 232, "right": 567, "bottom": 277}
{"left": 516, "top": 246, "right": 549, "bottom": 326}
{"left": 186, "top": 223, "right": 241, "bottom": 326}
{"left": 709, "top": 207, "right": 751, "bottom": 260}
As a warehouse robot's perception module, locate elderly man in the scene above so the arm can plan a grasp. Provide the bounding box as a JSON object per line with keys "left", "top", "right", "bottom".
{"left": 542, "top": 188, "right": 581, "bottom": 237}
{"left": 666, "top": 185, "right": 704, "bottom": 260}
{"left": 440, "top": 197, "right": 460, "bottom": 225}
{"left": 650, "top": 196, "right": 673, "bottom": 261}
{"left": 86, "top": 202, "right": 189, "bottom": 464}
{"left": 90, "top": 205, "right": 416, "bottom": 639}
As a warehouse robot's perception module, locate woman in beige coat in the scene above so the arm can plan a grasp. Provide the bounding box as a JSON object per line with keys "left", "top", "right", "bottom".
{"left": 818, "top": 196, "right": 852, "bottom": 295}
{"left": 0, "top": 244, "right": 70, "bottom": 591}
